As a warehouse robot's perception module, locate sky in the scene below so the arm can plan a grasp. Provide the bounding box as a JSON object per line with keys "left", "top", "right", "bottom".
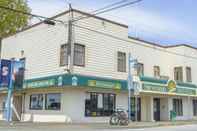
{"left": 27, "top": 0, "right": 197, "bottom": 47}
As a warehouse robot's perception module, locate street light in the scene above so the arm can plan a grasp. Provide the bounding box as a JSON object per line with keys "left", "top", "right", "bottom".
{"left": 43, "top": 19, "right": 56, "bottom": 26}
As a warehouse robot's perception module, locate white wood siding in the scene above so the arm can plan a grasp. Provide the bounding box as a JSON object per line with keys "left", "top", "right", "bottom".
{"left": 2, "top": 10, "right": 197, "bottom": 85}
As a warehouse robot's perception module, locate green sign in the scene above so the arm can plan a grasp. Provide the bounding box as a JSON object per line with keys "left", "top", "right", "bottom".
{"left": 142, "top": 83, "right": 197, "bottom": 96}
{"left": 23, "top": 74, "right": 127, "bottom": 90}
{"left": 176, "top": 88, "right": 196, "bottom": 95}
{"left": 142, "top": 84, "right": 167, "bottom": 93}
{"left": 88, "top": 80, "right": 121, "bottom": 89}
{"left": 26, "top": 79, "right": 56, "bottom": 88}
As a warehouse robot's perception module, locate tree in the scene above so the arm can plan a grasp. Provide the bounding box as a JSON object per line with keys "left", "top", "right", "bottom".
{"left": 0, "top": 0, "right": 31, "bottom": 58}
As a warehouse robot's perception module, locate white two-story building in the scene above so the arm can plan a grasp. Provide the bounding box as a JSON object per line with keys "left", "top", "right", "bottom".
{"left": 1, "top": 9, "right": 197, "bottom": 123}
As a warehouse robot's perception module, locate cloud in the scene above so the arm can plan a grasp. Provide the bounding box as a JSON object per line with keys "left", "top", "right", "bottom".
{"left": 28, "top": 0, "right": 197, "bottom": 45}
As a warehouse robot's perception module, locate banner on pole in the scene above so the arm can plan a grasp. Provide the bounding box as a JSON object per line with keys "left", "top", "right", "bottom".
{"left": 0, "top": 60, "right": 12, "bottom": 87}
{"left": 0, "top": 59, "right": 25, "bottom": 89}
{"left": 13, "top": 60, "right": 25, "bottom": 89}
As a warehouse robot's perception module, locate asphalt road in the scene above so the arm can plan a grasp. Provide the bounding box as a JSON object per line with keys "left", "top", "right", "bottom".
{"left": 127, "top": 125, "right": 197, "bottom": 131}
{"left": 0, "top": 123, "right": 197, "bottom": 131}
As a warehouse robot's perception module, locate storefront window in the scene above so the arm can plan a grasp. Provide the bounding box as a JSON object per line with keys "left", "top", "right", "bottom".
{"left": 45, "top": 93, "right": 61, "bottom": 110}
{"left": 30, "top": 94, "right": 43, "bottom": 110}
{"left": 85, "top": 92, "right": 116, "bottom": 117}
{"left": 193, "top": 100, "right": 197, "bottom": 116}
{"left": 173, "top": 99, "right": 183, "bottom": 116}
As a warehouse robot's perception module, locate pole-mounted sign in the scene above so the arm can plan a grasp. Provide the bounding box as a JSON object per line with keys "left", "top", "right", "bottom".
{"left": 0, "top": 60, "right": 12, "bottom": 87}
{"left": 0, "top": 59, "right": 25, "bottom": 122}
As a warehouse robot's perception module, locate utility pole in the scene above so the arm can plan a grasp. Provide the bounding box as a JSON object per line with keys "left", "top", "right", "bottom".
{"left": 128, "top": 53, "right": 138, "bottom": 122}
{"left": 5, "top": 60, "right": 14, "bottom": 122}
{"left": 67, "top": 4, "right": 74, "bottom": 73}
{"left": 128, "top": 53, "right": 132, "bottom": 122}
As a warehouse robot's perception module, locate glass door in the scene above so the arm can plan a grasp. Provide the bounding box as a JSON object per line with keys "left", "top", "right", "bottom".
{"left": 130, "top": 97, "right": 141, "bottom": 121}
{"left": 153, "top": 98, "right": 160, "bottom": 121}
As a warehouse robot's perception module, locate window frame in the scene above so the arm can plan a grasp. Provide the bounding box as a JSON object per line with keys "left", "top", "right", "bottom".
{"left": 137, "top": 63, "right": 144, "bottom": 76}
{"left": 117, "top": 51, "right": 126, "bottom": 72}
{"left": 85, "top": 92, "right": 116, "bottom": 117}
{"left": 154, "top": 66, "right": 160, "bottom": 78}
{"left": 29, "top": 94, "right": 44, "bottom": 110}
{"left": 73, "top": 43, "right": 85, "bottom": 67}
{"left": 60, "top": 44, "right": 68, "bottom": 67}
{"left": 45, "top": 93, "right": 61, "bottom": 111}
{"left": 186, "top": 67, "right": 192, "bottom": 83}
{"left": 174, "top": 67, "right": 183, "bottom": 82}
{"left": 173, "top": 99, "right": 183, "bottom": 116}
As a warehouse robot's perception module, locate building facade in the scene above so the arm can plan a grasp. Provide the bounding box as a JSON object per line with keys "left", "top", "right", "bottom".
{"left": 1, "top": 9, "right": 197, "bottom": 123}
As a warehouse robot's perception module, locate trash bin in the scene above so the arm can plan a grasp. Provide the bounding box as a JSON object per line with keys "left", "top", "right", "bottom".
{"left": 170, "top": 110, "right": 177, "bottom": 121}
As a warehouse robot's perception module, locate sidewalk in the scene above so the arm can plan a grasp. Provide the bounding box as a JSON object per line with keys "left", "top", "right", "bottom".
{"left": 0, "top": 120, "right": 197, "bottom": 130}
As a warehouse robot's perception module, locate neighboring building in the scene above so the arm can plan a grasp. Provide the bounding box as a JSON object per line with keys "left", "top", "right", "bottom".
{"left": 1, "top": 9, "right": 197, "bottom": 123}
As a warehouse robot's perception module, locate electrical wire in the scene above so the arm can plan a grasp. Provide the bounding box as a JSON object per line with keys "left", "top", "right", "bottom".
{"left": 73, "top": 0, "right": 143, "bottom": 22}
{"left": 71, "top": 0, "right": 130, "bottom": 21}
{"left": 1, "top": 1, "right": 197, "bottom": 60}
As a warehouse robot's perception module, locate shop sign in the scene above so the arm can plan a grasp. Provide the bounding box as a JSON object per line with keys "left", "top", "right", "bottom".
{"left": 142, "top": 82, "right": 197, "bottom": 96}
{"left": 24, "top": 74, "right": 127, "bottom": 90}
{"left": 88, "top": 80, "right": 121, "bottom": 89}
{"left": 26, "top": 79, "right": 56, "bottom": 88}
{"left": 142, "top": 84, "right": 167, "bottom": 92}
{"left": 176, "top": 88, "right": 196, "bottom": 95}
{"left": 167, "top": 80, "right": 176, "bottom": 92}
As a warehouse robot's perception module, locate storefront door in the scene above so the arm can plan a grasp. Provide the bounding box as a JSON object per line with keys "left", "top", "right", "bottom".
{"left": 153, "top": 98, "right": 160, "bottom": 121}
{"left": 130, "top": 97, "right": 141, "bottom": 121}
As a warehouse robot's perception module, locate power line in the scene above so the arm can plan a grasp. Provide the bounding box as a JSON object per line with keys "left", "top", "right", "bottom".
{"left": 0, "top": 0, "right": 142, "bottom": 25}
{"left": 0, "top": 5, "right": 66, "bottom": 24}
{"left": 72, "top": 0, "right": 128, "bottom": 19}
{"left": 92, "top": 0, "right": 129, "bottom": 13}
{"left": 73, "top": 24, "right": 197, "bottom": 60}
{"left": 1, "top": 1, "right": 197, "bottom": 60}
{"left": 73, "top": 0, "right": 143, "bottom": 22}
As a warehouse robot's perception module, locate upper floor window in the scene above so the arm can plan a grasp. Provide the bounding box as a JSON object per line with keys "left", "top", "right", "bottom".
{"left": 60, "top": 44, "right": 68, "bottom": 66}
{"left": 174, "top": 67, "right": 183, "bottom": 82}
{"left": 137, "top": 63, "right": 144, "bottom": 76}
{"left": 186, "top": 67, "right": 192, "bottom": 82}
{"left": 60, "top": 44, "right": 85, "bottom": 67}
{"left": 74, "top": 44, "right": 85, "bottom": 66}
{"left": 117, "top": 51, "right": 126, "bottom": 72}
{"left": 154, "top": 66, "right": 160, "bottom": 78}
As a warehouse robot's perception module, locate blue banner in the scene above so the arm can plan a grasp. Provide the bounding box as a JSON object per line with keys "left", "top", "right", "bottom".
{"left": 13, "top": 60, "right": 25, "bottom": 89}
{"left": 0, "top": 60, "right": 11, "bottom": 87}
